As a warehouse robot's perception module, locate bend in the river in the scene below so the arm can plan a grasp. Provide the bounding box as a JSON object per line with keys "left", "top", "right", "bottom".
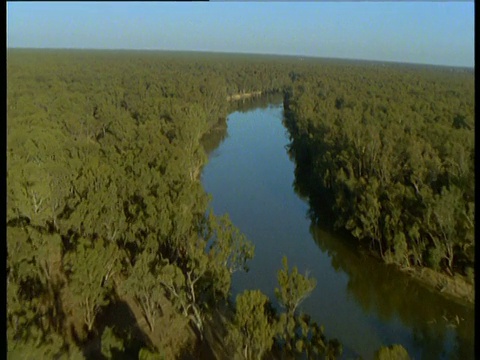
{"left": 201, "top": 94, "right": 474, "bottom": 360}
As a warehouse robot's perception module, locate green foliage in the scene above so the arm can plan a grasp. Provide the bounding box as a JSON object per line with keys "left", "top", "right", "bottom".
{"left": 284, "top": 62, "right": 474, "bottom": 278}
{"left": 13, "top": 49, "right": 448, "bottom": 358}
{"left": 64, "top": 238, "right": 119, "bottom": 331}
{"left": 138, "top": 347, "right": 165, "bottom": 360}
{"left": 209, "top": 214, "right": 255, "bottom": 273}
{"left": 227, "top": 290, "right": 277, "bottom": 360}
{"left": 122, "top": 250, "right": 165, "bottom": 333}
{"left": 7, "top": 331, "right": 84, "bottom": 360}
{"left": 101, "top": 326, "right": 125, "bottom": 359}
{"left": 6, "top": 48, "right": 334, "bottom": 359}
{"left": 273, "top": 257, "right": 341, "bottom": 358}
{"left": 465, "top": 267, "right": 474, "bottom": 285}
{"left": 426, "top": 245, "right": 444, "bottom": 272}
{"left": 158, "top": 257, "right": 204, "bottom": 333}
{"left": 9, "top": 49, "right": 266, "bottom": 355}
{"left": 275, "top": 256, "right": 316, "bottom": 316}
{"left": 374, "top": 344, "right": 411, "bottom": 360}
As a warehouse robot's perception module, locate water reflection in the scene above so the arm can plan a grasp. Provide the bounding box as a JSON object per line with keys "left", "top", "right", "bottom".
{"left": 202, "top": 93, "right": 284, "bottom": 156}
{"left": 227, "top": 92, "right": 284, "bottom": 114}
{"left": 202, "top": 97, "right": 474, "bottom": 360}
{"left": 291, "top": 138, "right": 475, "bottom": 359}
{"left": 201, "top": 118, "right": 228, "bottom": 156}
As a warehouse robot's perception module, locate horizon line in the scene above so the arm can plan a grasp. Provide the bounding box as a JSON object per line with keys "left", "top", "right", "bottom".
{"left": 7, "top": 46, "right": 474, "bottom": 70}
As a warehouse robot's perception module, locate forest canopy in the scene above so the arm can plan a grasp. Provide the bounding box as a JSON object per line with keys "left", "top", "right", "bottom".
{"left": 283, "top": 61, "right": 474, "bottom": 279}
{"left": 6, "top": 49, "right": 331, "bottom": 359}
{"left": 7, "top": 48, "right": 473, "bottom": 359}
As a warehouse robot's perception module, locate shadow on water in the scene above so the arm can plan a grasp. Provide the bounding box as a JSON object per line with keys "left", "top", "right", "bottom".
{"left": 309, "top": 223, "right": 474, "bottom": 360}
{"left": 289, "top": 129, "right": 475, "bottom": 360}
{"left": 201, "top": 117, "right": 229, "bottom": 156}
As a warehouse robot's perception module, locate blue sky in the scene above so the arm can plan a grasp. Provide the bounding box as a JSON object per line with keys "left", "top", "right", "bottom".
{"left": 7, "top": 2, "right": 475, "bottom": 67}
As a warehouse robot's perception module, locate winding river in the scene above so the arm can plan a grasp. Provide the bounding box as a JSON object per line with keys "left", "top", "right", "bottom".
{"left": 201, "top": 94, "right": 474, "bottom": 359}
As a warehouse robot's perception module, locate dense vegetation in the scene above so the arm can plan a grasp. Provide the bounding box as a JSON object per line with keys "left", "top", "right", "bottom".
{"left": 283, "top": 62, "right": 475, "bottom": 282}
{"left": 7, "top": 49, "right": 342, "bottom": 359}
{"left": 7, "top": 49, "right": 471, "bottom": 358}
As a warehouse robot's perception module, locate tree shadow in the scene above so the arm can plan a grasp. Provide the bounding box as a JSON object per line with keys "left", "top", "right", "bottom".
{"left": 79, "top": 293, "right": 154, "bottom": 359}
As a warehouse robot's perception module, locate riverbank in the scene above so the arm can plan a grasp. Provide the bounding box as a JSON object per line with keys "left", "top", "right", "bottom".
{"left": 226, "top": 91, "right": 262, "bottom": 101}
{"left": 201, "top": 96, "right": 474, "bottom": 359}
{"left": 400, "top": 266, "right": 474, "bottom": 307}
{"left": 282, "top": 107, "right": 475, "bottom": 308}
{"left": 360, "top": 248, "right": 475, "bottom": 307}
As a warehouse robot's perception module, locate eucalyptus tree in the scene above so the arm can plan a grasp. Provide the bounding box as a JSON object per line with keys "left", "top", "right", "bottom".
{"left": 63, "top": 237, "right": 120, "bottom": 333}
{"left": 226, "top": 290, "right": 277, "bottom": 360}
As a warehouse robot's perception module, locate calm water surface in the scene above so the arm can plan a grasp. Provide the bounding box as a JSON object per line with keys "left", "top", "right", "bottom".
{"left": 201, "top": 95, "right": 474, "bottom": 359}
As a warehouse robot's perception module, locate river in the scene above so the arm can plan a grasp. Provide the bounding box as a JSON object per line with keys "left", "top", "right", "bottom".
{"left": 201, "top": 94, "right": 474, "bottom": 359}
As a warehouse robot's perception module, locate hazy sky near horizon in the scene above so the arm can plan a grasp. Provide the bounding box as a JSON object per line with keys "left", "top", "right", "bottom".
{"left": 7, "top": 2, "right": 474, "bottom": 67}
